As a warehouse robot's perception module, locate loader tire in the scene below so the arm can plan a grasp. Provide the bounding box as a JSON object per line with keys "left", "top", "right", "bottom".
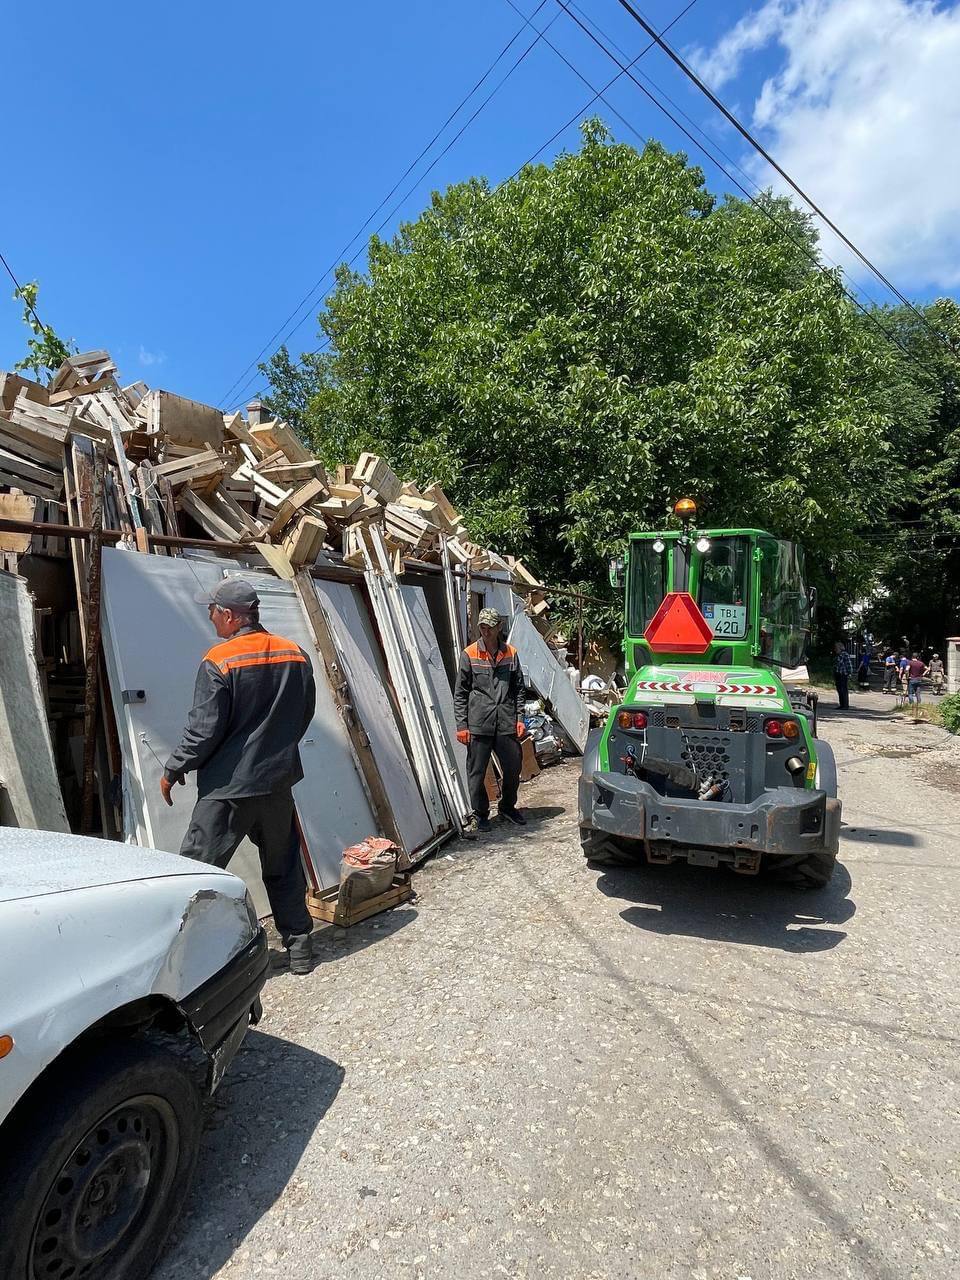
{"left": 579, "top": 826, "right": 637, "bottom": 867}
{"left": 773, "top": 845, "right": 838, "bottom": 888}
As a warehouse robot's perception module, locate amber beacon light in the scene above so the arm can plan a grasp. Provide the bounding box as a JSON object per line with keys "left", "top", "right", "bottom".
{"left": 673, "top": 497, "right": 697, "bottom": 521}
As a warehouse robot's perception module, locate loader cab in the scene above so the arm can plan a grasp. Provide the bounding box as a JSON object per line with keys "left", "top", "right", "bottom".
{"left": 620, "top": 528, "right": 812, "bottom": 676}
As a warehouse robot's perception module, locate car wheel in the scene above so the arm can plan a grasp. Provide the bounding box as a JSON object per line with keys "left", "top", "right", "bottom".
{"left": 0, "top": 1036, "right": 202, "bottom": 1280}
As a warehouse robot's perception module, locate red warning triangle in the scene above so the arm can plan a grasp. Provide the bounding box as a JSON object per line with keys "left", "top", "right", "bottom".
{"left": 644, "top": 592, "right": 714, "bottom": 654}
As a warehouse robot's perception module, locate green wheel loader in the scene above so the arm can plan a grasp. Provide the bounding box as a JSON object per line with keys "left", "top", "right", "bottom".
{"left": 578, "top": 500, "right": 841, "bottom": 886}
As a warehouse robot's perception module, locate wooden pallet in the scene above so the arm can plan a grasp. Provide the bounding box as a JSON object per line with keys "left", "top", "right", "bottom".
{"left": 306, "top": 874, "right": 413, "bottom": 928}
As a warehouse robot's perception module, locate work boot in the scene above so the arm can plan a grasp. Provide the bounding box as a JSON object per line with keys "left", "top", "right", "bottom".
{"left": 287, "top": 933, "right": 313, "bottom": 976}
{"left": 461, "top": 815, "right": 479, "bottom": 840}
{"left": 477, "top": 815, "right": 492, "bottom": 832}
{"left": 499, "top": 807, "right": 527, "bottom": 826}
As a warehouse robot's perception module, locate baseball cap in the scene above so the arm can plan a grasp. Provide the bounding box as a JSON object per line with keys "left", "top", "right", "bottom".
{"left": 478, "top": 607, "right": 502, "bottom": 627}
{"left": 193, "top": 578, "right": 260, "bottom": 611}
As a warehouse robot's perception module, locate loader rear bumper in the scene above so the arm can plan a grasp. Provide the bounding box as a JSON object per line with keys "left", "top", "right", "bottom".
{"left": 579, "top": 769, "right": 841, "bottom": 860}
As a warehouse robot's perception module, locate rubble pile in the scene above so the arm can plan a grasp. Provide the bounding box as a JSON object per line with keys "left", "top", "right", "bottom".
{"left": 0, "top": 351, "right": 550, "bottom": 600}
{"left": 0, "top": 350, "right": 576, "bottom": 836}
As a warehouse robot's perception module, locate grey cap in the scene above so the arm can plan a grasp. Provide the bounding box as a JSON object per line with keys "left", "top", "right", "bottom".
{"left": 193, "top": 578, "right": 260, "bottom": 612}
{"left": 478, "top": 607, "right": 502, "bottom": 627}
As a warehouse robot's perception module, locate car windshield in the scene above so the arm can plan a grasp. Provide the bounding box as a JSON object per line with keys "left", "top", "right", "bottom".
{"left": 627, "top": 540, "right": 667, "bottom": 634}
{"left": 697, "top": 537, "right": 750, "bottom": 641}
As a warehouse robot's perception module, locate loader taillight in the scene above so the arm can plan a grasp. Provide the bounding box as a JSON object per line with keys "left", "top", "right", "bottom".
{"left": 616, "top": 710, "right": 648, "bottom": 730}
{"left": 765, "top": 718, "right": 800, "bottom": 739}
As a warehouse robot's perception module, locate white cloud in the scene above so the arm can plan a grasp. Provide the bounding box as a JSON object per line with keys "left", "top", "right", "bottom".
{"left": 693, "top": 0, "right": 960, "bottom": 292}
{"left": 138, "top": 345, "right": 166, "bottom": 367}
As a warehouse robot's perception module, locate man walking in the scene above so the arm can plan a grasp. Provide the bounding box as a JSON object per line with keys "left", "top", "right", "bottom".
{"left": 161, "top": 578, "right": 317, "bottom": 974}
{"left": 454, "top": 607, "right": 527, "bottom": 833}
{"left": 906, "top": 651, "right": 927, "bottom": 708}
{"left": 833, "top": 640, "right": 853, "bottom": 710}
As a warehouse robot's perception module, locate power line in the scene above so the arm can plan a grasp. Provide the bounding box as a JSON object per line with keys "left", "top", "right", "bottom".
{"left": 219, "top": 0, "right": 556, "bottom": 410}
{"left": 545, "top": 0, "right": 930, "bottom": 373}
{"left": 503, "top": 0, "right": 700, "bottom": 177}
{"left": 235, "top": 0, "right": 702, "bottom": 410}
{"left": 0, "top": 248, "right": 50, "bottom": 336}
{"left": 605, "top": 0, "right": 956, "bottom": 357}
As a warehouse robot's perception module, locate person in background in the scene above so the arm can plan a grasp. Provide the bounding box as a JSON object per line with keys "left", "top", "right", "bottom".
{"left": 857, "top": 642, "right": 872, "bottom": 690}
{"left": 883, "top": 649, "right": 900, "bottom": 694}
{"left": 162, "top": 578, "right": 317, "bottom": 975}
{"left": 928, "top": 652, "right": 945, "bottom": 694}
{"left": 454, "top": 607, "right": 527, "bottom": 834}
{"left": 833, "top": 640, "right": 853, "bottom": 710}
{"left": 898, "top": 651, "right": 910, "bottom": 695}
{"left": 906, "top": 651, "right": 927, "bottom": 707}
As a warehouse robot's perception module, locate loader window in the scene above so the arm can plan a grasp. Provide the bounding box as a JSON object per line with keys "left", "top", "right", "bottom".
{"left": 697, "top": 537, "right": 750, "bottom": 640}
{"left": 758, "top": 538, "right": 810, "bottom": 667}
{"left": 627, "top": 541, "right": 666, "bottom": 635}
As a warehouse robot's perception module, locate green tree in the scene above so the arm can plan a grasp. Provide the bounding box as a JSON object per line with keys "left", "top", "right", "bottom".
{"left": 265, "top": 123, "right": 901, "bottom": 630}
{"left": 859, "top": 299, "right": 960, "bottom": 648}
{"left": 12, "top": 281, "right": 75, "bottom": 383}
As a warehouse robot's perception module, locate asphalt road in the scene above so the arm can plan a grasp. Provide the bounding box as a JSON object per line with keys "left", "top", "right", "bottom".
{"left": 155, "top": 690, "right": 960, "bottom": 1280}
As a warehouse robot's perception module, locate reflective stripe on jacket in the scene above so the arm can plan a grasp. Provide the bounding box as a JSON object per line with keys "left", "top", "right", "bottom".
{"left": 454, "top": 640, "right": 525, "bottom": 736}
{"left": 165, "top": 626, "right": 317, "bottom": 799}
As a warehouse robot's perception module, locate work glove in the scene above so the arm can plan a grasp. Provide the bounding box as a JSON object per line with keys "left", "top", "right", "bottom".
{"left": 160, "top": 773, "right": 185, "bottom": 807}
{"left": 456, "top": 729, "right": 471, "bottom": 745}
{"left": 516, "top": 721, "right": 526, "bottom": 739}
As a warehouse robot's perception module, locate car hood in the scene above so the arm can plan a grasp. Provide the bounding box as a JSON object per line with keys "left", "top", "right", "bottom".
{"left": 0, "top": 827, "right": 234, "bottom": 903}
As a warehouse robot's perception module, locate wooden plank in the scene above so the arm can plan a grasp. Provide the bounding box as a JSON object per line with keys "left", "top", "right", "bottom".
{"left": 178, "top": 487, "right": 247, "bottom": 541}
{"left": 306, "top": 876, "right": 412, "bottom": 927}
{"left": 142, "top": 389, "right": 224, "bottom": 450}
{"left": 251, "top": 541, "right": 295, "bottom": 579}
{"left": 0, "top": 494, "right": 39, "bottom": 552}
{"left": 283, "top": 514, "right": 327, "bottom": 567}
{"left": 266, "top": 476, "right": 329, "bottom": 538}
{"left": 223, "top": 410, "right": 262, "bottom": 454}
{"left": 293, "top": 569, "right": 403, "bottom": 848}
{"left": 0, "top": 371, "right": 49, "bottom": 411}
{"left": 250, "top": 419, "right": 313, "bottom": 464}
{"left": 352, "top": 452, "right": 401, "bottom": 503}
{"left": 48, "top": 374, "right": 117, "bottom": 406}
{"left": 80, "top": 449, "right": 106, "bottom": 831}
{"left": 0, "top": 448, "right": 63, "bottom": 491}
{"left": 421, "top": 482, "right": 461, "bottom": 529}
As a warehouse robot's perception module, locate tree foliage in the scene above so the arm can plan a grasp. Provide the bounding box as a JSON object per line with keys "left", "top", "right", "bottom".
{"left": 265, "top": 123, "right": 903, "bottom": 635}
{"left": 858, "top": 299, "right": 960, "bottom": 646}
{"left": 12, "top": 281, "right": 75, "bottom": 382}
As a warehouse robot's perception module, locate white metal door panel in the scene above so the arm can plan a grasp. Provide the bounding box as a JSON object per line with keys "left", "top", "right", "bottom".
{"left": 310, "top": 578, "right": 436, "bottom": 853}
{"left": 400, "top": 584, "right": 468, "bottom": 790}
{"left": 507, "top": 596, "right": 589, "bottom": 751}
{"left": 100, "top": 551, "right": 376, "bottom": 900}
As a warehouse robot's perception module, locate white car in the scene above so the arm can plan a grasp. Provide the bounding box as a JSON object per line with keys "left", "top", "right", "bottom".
{"left": 0, "top": 827, "right": 268, "bottom": 1280}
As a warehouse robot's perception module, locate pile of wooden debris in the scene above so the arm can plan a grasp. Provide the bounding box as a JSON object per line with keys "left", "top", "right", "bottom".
{"left": 0, "top": 350, "right": 580, "bottom": 837}
{"left": 0, "top": 350, "right": 548, "bottom": 605}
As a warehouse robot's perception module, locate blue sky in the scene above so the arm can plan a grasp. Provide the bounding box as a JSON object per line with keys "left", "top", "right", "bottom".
{"left": 3, "top": 1, "right": 958, "bottom": 409}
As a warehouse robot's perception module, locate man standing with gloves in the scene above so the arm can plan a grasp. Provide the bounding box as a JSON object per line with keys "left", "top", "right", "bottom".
{"left": 161, "top": 578, "right": 317, "bottom": 974}
{"left": 454, "top": 607, "right": 527, "bottom": 833}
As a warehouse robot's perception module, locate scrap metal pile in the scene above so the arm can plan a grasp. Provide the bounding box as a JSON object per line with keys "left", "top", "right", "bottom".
{"left": 0, "top": 351, "right": 584, "bottom": 846}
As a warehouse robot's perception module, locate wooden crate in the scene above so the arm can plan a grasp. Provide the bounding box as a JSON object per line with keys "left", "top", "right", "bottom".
{"left": 306, "top": 874, "right": 413, "bottom": 928}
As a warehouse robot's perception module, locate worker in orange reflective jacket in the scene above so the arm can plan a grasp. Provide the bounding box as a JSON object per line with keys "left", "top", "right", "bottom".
{"left": 161, "top": 578, "right": 316, "bottom": 974}
{"left": 454, "top": 607, "right": 527, "bottom": 835}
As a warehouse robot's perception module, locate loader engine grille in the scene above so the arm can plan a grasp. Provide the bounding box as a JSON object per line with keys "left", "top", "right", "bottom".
{"left": 680, "top": 734, "right": 733, "bottom": 785}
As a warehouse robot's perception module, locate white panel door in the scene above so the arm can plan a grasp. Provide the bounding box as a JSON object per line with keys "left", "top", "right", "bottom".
{"left": 100, "top": 551, "right": 376, "bottom": 900}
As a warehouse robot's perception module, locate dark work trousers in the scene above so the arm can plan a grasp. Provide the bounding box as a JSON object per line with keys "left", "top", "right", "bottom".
{"left": 180, "top": 789, "right": 312, "bottom": 943}
{"left": 834, "top": 674, "right": 850, "bottom": 710}
{"left": 466, "top": 732, "right": 522, "bottom": 817}
{"left": 883, "top": 666, "right": 897, "bottom": 692}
